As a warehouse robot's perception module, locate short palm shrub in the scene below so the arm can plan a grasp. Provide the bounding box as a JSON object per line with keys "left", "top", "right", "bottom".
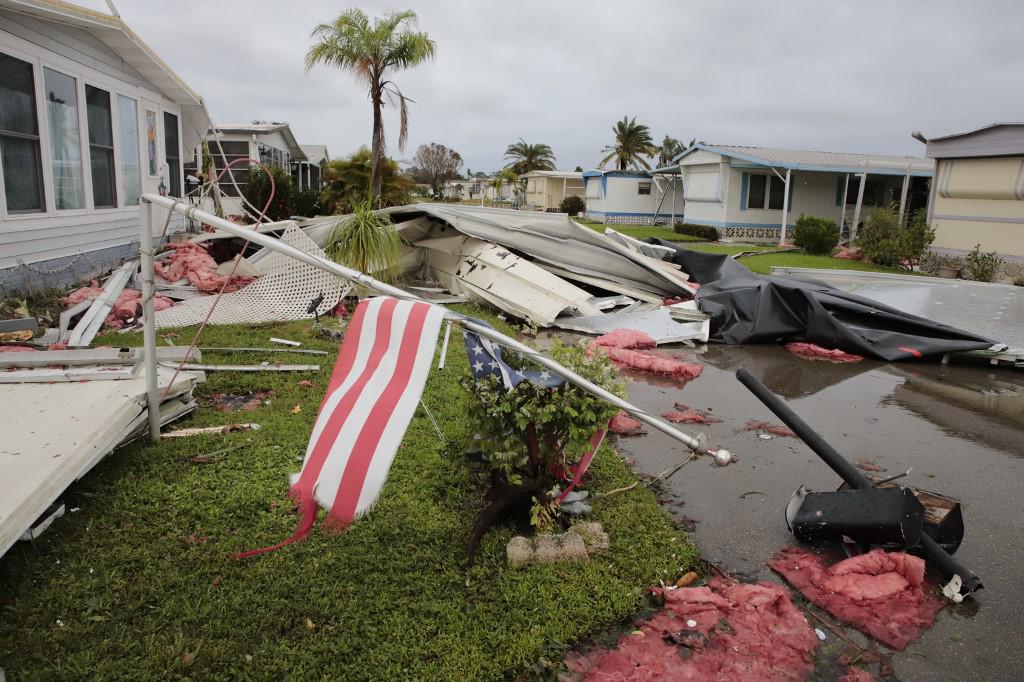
{"left": 963, "top": 244, "right": 1001, "bottom": 282}
{"left": 324, "top": 200, "right": 402, "bottom": 282}
{"left": 793, "top": 215, "right": 839, "bottom": 255}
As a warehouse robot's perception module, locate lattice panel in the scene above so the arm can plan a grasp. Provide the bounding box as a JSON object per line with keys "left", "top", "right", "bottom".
{"left": 155, "top": 223, "right": 350, "bottom": 328}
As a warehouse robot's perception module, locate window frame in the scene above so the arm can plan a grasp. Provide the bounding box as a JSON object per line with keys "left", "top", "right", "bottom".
{"left": 0, "top": 35, "right": 184, "bottom": 222}
{"left": 85, "top": 83, "right": 116, "bottom": 209}
{"left": 0, "top": 50, "right": 46, "bottom": 214}
{"left": 744, "top": 173, "right": 787, "bottom": 210}
{"left": 163, "top": 111, "right": 181, "bottom": 197}
{"left": 637, "top": 181, "right": 652, "bottom": 196}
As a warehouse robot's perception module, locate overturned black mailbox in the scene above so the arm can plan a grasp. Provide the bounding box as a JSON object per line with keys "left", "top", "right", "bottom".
{"left": 786, "top": 486, "right": 924, "bottom": 548}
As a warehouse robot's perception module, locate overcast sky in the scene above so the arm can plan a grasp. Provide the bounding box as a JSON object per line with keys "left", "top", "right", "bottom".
{"left": 106, "top": 0, "right": 1023, "bottom": 172}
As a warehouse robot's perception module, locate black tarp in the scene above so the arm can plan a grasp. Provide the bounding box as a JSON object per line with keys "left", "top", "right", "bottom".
{"left": 649, "top": 240, "right": 995, "bottom": 362}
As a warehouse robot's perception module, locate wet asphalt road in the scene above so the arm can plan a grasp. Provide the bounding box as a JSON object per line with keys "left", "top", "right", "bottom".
{"left": 544, "top": 333, "right": 1024, "bottom": 681}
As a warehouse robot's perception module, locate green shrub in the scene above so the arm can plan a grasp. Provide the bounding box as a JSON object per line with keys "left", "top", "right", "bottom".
{"left": 673, "top": 222, "right": 720, "bottom": 240}
{"left": 792, "top": 214, "right": 839, "bottom": 255}
{"left": 963, "top": 243, "right": 1002, "bottom": 282}
{"left": 559, "top": 194, "right": 586, "bottom": 216}
{"left": 242, "top": 164, "right": 295, "bottom": 221}
{"left": 292, "top": 187, "right": 322, "bottom": 218}
{"left": 324, "top": 200, "right": 402, "bottom": 282}
{"left": 855, "top": 206, "right": 934, "bottom": 268}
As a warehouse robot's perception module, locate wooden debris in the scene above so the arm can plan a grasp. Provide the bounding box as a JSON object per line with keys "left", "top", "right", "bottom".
{"left": 159, "top": 362, "right": 319, "bottom": 372}
{"left": 163, "top": 423, "right": 260, "bottom": 438}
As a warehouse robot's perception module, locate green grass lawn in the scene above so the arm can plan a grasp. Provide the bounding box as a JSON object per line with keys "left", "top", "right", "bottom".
{"left": 0, "top": 306, "right": 695, "bottom": 680}
{"left": 575, "top": 219, "right": 702, "bottom": 242}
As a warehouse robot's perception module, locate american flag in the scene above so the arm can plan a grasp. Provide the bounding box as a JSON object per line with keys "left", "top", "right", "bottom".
{"left": 237, "top": 296, "right": 446, "bottom": 558}
{"left": 463, "top": 325, "right": 606, "bottom": 502}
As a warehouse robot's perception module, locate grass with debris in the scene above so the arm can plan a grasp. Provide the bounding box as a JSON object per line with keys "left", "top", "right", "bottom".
{"left": 574, "top": 220, "right": 702, "bottom": 242}
{"left": 0, "top": 305, "right": 697, "bottom": 680}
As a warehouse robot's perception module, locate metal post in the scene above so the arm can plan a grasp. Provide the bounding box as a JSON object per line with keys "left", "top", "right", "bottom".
{"left": 851, "top": 172, "right": 867, "bottom": 242}
{"left": 898, "top": 173, "right": 911, "bottom": 225}
{"left": 138, "top": 193, "right": 720, "bottom": 459}
{"left": 670, "top": 175, "right": 677, "bottom": 225}
{"left": 140, "top": 199, "right": 161, "bottom": 443}
{"left": 839, "top": 173, "right": 850, "bottom": 237}
{"left": 778, "top": 168, "right": 792, "bottom": 245}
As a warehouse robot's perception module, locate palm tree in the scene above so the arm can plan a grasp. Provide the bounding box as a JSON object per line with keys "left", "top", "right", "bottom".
{"left": 600, "top": 116, "right": 657, "bottom": 171}
{"left": 489, "top": 168, "right": 518, "bottom": 204}
{"left": 657, "top": 135, "right": 685, "bottom": 166}
{"left": 503, "top": 139, "right": 556, "bottom": 174}
{"left": 305, "top": 9, "right": 436, "bottom": 201}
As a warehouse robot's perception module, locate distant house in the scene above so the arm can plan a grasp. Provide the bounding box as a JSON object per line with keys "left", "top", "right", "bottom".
{"left": 443, "top": 177, "right": 514, "bottom": 203}
{"left": 918, "top": 123, "right": 1024, "bottom": 268}
{"left": 666, "top": 144, "right": 933, "bottom": 242}
{"left": 522, "top": 170, "right": 584, "bottom": 210}
{"left": 203, "top": 122, "right": 326, "bottom": 216}
{"left": 0, "top": 0, "right": 209, "bottom": 291}
{"left": 582, "top": 170, "right": 684, "bottom": 225}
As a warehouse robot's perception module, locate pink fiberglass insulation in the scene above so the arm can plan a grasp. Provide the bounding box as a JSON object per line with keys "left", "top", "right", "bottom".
{"left": 0, "top": 345, "right": 36, "bottom": 352}
{"left": 664, "top": 405, "right": 721, "bottom": 425}
{"left": 591, "top": 328, "right": 657, "bottom": 350}
{"left": 154, "top": 242, "right": 255, "bottom": 293}
{"left": 769, "top": 547, "right": 946, "bottom": 651}
{"left": 598, "top": 347, "right": 703, "bottom": 380}
{"left": 62, "top": 284, "right": 175, "bottom": 329}
{"left": 840, "top": 667, "right": 875, "bottom": 682}
{"left": 834, "top": 247, "right": 864, "bottom": 261}
{"left": 739, "top": 421, "right": 798, "bottom": 438}
{"left": 609, "top": 411, "right": 645, "bottom": 435}
{"left": 786, "top": 342, "right": 864, "bottom": 363}
{"left": 563, "top": 578, "right": 819, "bottom": 681}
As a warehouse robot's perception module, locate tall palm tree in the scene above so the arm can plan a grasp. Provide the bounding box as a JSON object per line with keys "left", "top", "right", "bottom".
{"left": 657, "top": 135, "right": 685, "bottom": 166}
{"left": 600, "top": 116, "right": 657, "bottom": 171}
{"left": 503, "top": 139, "right": 556, "bottom": 174}
{"left": 305, "top": 9, "right": 436, "bottom": 200}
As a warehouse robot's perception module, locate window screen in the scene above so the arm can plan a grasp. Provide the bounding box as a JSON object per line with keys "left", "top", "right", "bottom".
{"left": 0, "top": 52, "right": 44, "bottom": 212}
{"left": 44, "top": 67, "right": 85, "bottom": 210}
{"left": 163, "top": 112, "right": 180, "bottom": 197}
{"left": 85, "top": 85, "right": 115, "bottom": 208}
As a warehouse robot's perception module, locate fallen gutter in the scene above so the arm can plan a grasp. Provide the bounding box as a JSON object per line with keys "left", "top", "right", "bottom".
{"left": 139, "top": 194, "right": 722, "bottom": 460}
{"left": 67, "top": 260, "right": 136, "bottom": 347}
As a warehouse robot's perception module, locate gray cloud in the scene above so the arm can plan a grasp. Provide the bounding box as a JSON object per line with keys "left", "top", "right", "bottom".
{"left": 112, "top": 0, "right": 1024, "bottom": 171}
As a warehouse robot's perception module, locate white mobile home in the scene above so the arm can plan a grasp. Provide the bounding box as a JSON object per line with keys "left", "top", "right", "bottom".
{"left": 203, "top": 122, "right": 327, "bottom": 216}
{"left": 0, "top": 0, "right": 209, "bottom": 291}
{"left": 668, "top": 144, "right": 933, "bottom": 242}
{"left": 522, "top": 170, "right": 584, "bottom": 210}
{"left": 582, "top": 170, "right": 684, "bottom": 225}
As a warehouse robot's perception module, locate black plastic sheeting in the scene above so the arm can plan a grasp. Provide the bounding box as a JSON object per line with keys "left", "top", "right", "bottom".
{"left": 649, "top": 240, "right": 994, "bottom": 362}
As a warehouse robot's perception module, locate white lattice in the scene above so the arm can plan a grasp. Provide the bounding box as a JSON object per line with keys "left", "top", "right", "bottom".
{"left": 719, "top": 226, "right": 778, "bottom": 242}
{"left": 155, "top": 223, "right": 350, "bottom": 328}
{"left": 584, "top": 214, "right": 670, "bottom": 226}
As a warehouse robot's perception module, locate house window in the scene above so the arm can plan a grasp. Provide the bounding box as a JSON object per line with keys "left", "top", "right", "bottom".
{"left": 116, "top": 95, "right": 140, "bottom": 205}
{"left": 745, "top": 174, "right": 786, "bottom": 209}
{"left": 585, "top": 177, "right": 601, "bottom": 198}
{"left": 44, "top": 67, "right": 85, "bottom": 210}
{"left": 163, "top": 112, "right": 180, "bottom": 196}
{"left": 0, "top": 52, "right": 45, "bottom": 213}
{"left": 85, "top": 85, "right": 115, "bottom": 208}
{"left": 208, "top": 139, "right": 250, "bottom": 197}
{"left": 638, "top": 181, "right": 652, "bottom": 195}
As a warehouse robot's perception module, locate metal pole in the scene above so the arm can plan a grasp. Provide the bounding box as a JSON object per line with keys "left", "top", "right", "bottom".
{"left": 140, "top": 199, "right": 161, "bottom": 443}
{"left": 839, "top": 173, "right": 850, "bottom": 237}
{"left": 851, "top": 172, "right": 867, "bottom": 242}
{"left": 778, "top": 168, "right": 792, "bottom": 245}
{"left": 898, "top": 173, "right": 911, "bottom": 225}
{"left": 138, "top": 193, "right": 718, "bottom": 458}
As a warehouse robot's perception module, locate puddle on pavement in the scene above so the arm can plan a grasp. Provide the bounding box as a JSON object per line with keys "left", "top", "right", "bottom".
{"left": 539, "top": 332, "right": 1024, "bottom": 680}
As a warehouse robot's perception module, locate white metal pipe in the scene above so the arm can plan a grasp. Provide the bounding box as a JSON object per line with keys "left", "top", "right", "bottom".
{"left": 851, "top": 172, "right": 868, "bottom": 242}
{"left": 898, "top": 173, "right": 911, "bottom": 225}
{"left": 139, "top": 194, "right": 715, "bottom": 456}
{"left": 839, "top": 173, "right": 850, "bottom": 237}
{"left": 140, "top": 200, "right": 161, "bottom": 443}
{"left": 778, "top": 168, "right": 792, "bottom": 245}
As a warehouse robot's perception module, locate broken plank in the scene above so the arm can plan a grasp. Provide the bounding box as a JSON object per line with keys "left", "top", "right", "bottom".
{"left": 163, "top": 423, "right": 261, "bottom": 438}
{"left": 0, "top": 366, "right": 138, "bottom": 383}
{"left": 159, "top": 362, "right": 320, "bottom": 372}
{"left": 58, "top": 299, "right": 92, "bottom": 342}
{"left": 198, "top": 346, "right": 328, "bottom": 356}
{"left": 0, "top": 346, "right": 201, "bottom": 369}
{"left": 67, "top": 261, "right": 136, "bottom": 347}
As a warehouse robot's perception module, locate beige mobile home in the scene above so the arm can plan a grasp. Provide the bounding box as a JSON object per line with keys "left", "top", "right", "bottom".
{"left": 919, "top": 123, "right": 1024, "bottom": 267}
{"left": 522, "top": 170, "right": 584, "bottom": 210}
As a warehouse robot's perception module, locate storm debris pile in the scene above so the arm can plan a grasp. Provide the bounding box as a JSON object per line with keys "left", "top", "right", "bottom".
{"left": 154, "top": 242, "right": 254, "bottom": 293}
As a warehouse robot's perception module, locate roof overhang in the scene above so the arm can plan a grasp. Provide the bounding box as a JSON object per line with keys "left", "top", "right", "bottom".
{"left": 0, "top": 0, "right": 210, "bottom": 150}
{"left": 674, "top": 142, "right": 933, "bottom": 177}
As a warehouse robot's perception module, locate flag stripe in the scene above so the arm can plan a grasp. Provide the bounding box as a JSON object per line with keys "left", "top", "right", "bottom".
{"left": 312, "top": 299, "right": 413, "bottom": 511}
{"left": 330, "top": 301, "right": 432, "bottom": 523}
{"left": 293, "top": 297, "right": 399, "bottom": 499}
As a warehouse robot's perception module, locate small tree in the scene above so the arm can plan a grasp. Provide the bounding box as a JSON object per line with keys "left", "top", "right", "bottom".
{"left": 242, "top": 165, "right": 295, "bottom": 221}
{"left": 321, "top": 147, "right": 413, "bottom": 214}
{"left": 560, "top": 194, "right": 585, "bottom": 216}
{"left": 963, "top": 244, "right": 1001, "bottom": 282}
{"left": 324, "top": 200, "right": 402, "bottom": 282}
{"left": 793, "top": 215, "right": 839, "bottom": 255}
{"left": 856, "top": 206, "right": 934, "bottom": 268}
{"left": 412, "top": 143, "right": 463, "bottom": 198}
